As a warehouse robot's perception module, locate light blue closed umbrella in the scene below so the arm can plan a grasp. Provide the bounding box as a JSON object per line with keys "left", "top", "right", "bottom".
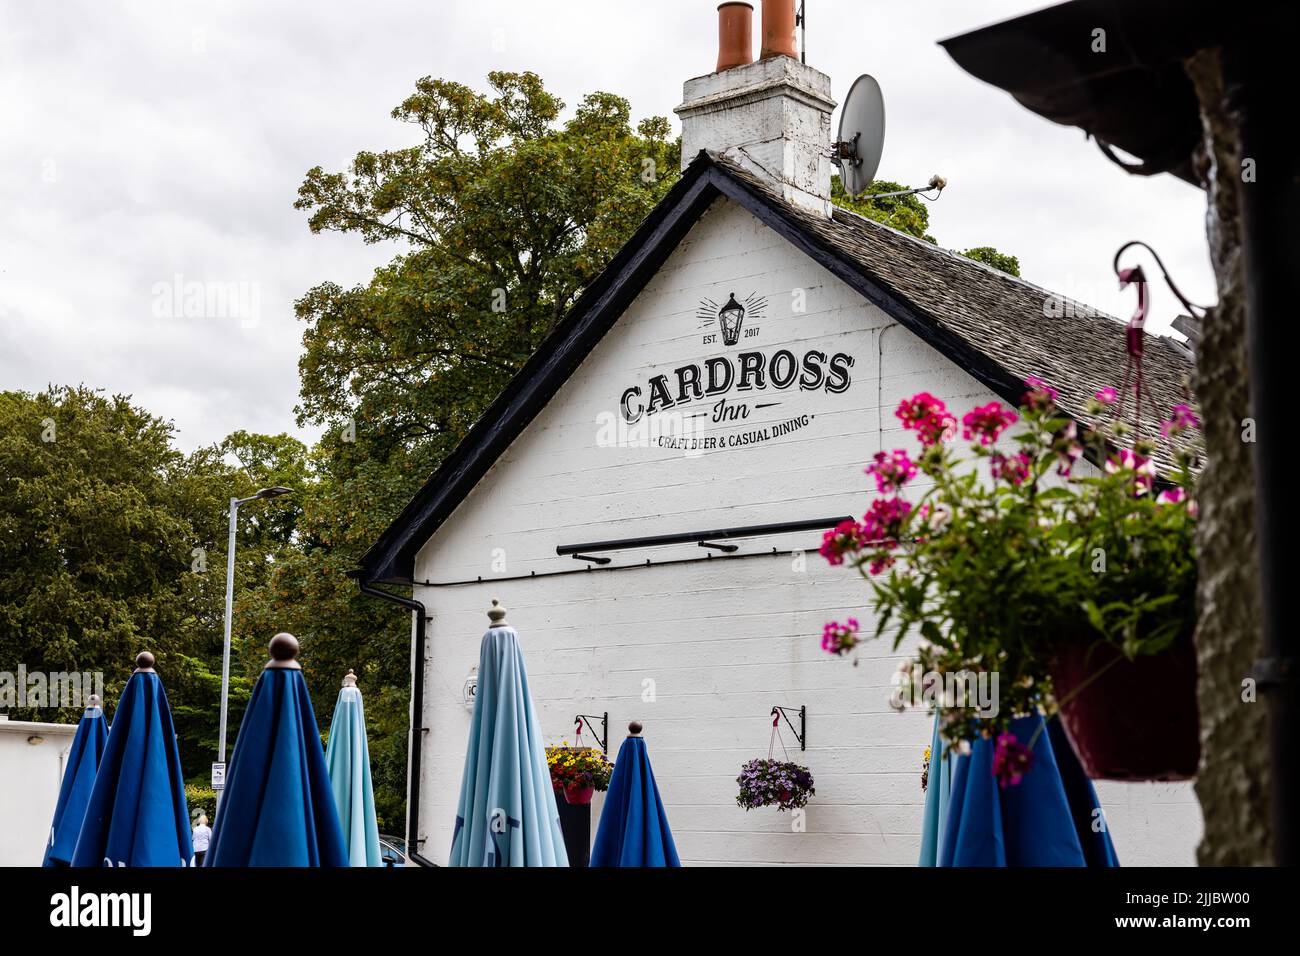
{"left": 449, "top": 600, "right": 567, "bottom": 867}
{"left": 326, "top": 669, "right": 382, "bottom": 867}
{"left": 918, "top": 710, "right": 957, "bottom": 866}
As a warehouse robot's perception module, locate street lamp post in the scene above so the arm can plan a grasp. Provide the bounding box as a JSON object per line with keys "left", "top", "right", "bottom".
{"left": 216, "top": 486, "right": 292, "bottom": 797}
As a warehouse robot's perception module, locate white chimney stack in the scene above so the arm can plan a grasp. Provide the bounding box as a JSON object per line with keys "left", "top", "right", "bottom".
{"left": 675, "top": 1, "right": 836, "bottom": 217}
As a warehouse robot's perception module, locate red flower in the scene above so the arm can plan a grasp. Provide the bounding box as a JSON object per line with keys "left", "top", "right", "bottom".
{"left": 820, "top": 519, "right": 864, "bottom": 566}
{"left": 866, "top": 449, "right": 918, "bottom": 492}
{"left": 896, "top": 393, "right": 957, "bottom": 447}
{"left": 961, "top": 402, "right": 1018, "bottom": 445}
{"left": 861, "top": 497, "right": 912, "bottom": 547}
{"left": 990, "top": 451, "right": 1032, "bottom": 485}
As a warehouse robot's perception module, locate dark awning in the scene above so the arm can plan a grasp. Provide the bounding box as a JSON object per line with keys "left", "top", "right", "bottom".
{"left": 939, "top": 0, "right": 1260, "bottom": 188}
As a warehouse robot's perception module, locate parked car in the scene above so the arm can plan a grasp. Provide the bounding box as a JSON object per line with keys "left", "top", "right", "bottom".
{"left": 378, "top": 834, "right": 407, "bottom": 867}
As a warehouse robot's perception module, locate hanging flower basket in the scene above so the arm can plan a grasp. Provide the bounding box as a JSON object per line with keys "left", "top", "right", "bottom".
{"left": 546, "top": 745, "right": 613, "bottom": 801}
{"left": 1052, "top": 630, "right": 1200, "bottom": 780}
{"left": 736, "top": 758, "right": 815, "bottom": 811}
{"left": 818, "top": 376, "right": 1201, "bottom": 785}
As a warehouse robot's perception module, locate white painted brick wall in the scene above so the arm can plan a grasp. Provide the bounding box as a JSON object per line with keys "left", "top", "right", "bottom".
{"left": 412, "top": 197, "right": 1202, "bottom": 865}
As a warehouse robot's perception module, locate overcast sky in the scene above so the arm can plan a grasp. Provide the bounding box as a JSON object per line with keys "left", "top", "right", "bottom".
{"left": 1, "top": 0, "right": 1217, "bottom": 452}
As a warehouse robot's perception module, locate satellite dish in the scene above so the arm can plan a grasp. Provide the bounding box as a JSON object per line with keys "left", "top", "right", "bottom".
{"left": 833, "top": 74, "right": 886, "bottom": 196}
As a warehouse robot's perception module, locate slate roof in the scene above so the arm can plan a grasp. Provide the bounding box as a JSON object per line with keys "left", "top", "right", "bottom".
{"left": 358, "top": 151, "right": 1198, "bottom": 583}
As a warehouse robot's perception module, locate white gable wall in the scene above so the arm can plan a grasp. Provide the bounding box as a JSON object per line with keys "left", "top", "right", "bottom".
{"left": 411, "top": 197, "right": 1201, "bottom": 865}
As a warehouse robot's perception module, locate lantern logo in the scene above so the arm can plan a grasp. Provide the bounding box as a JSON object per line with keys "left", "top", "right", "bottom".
{"left": 697, "top": 292, "right": 767, "bottom": 347}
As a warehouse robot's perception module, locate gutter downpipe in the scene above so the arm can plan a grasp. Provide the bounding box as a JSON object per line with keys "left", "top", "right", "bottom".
{"left": 355, "top": 575, "right": 437, "bottom": 867}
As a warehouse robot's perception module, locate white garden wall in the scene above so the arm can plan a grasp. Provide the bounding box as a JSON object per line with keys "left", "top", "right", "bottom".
{"left": 411, "top": 196, "right": 1202, "bottom": 865}
{"left": 0, "top": 718, "right": 76, "bottom": 866}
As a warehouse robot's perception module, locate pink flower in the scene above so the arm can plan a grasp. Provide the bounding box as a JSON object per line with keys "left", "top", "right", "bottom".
{"left": 990, "top": 451, "right": 1032, "bottom": 485}
{"left": 866, "top": 449, "right": 918, "bottom": 493}
{"left": 961, "top": 402, "right": 1018, "bottom": 445}
{"left": 1161, "top": 403, "right": 1201, "bottom": 437}
{"left": 1106, "top": 448, "right": 1155, "bottom": 494}
{"left": 1053, "top": 421, "right": 1083, "bottom": 476}
{"left": 896, "top": 393, "right": 957, "bottom": 447}
{"left": 861, "top": 497, "right": 912, "bottom": 548}
{"left": 822, "top": 618, "right": 860, "bottom": 656}
{"left": 820, "top": 519, "right": 864, "bottom": 566}
{"left": 1095, "top": 387, "right": 1118, "bottom": 406}
{"left": 993, "top": 732, "right": 1035, "bottom": 788}
{"left": 1157, "top": 487, "right": 1199, "bottom": 517}
{"left": 867, "top": 555, "right": 896, "bottom": 576}
{"left": 1023, "top": 376, "right": 1058, "bottom": 411}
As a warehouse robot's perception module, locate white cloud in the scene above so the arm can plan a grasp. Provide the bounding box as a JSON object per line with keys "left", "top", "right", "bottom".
{"left": 0, "top": 0, "right": 1216, "bottom": 450}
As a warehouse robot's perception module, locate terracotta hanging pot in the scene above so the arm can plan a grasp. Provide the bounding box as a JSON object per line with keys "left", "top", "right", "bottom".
{"left": 1051, "top": 629, "right": 1200, "bottom": 781}
{"left": 563, "top": 784, "right": 595, "bottom": 806}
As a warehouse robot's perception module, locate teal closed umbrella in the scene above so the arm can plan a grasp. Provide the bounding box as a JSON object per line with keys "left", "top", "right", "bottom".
{"left": 326, "top": 669, "right": 382, "bottom": 867}
{"left": 449, "top": 600, "right": 567, "bottom": 867}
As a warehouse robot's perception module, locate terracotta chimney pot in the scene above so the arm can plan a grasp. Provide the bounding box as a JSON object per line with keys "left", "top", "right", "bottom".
{"left": 716, "top": 2, "right": 754, "bottom": 72}
{"left": 760, "top": 0, "right": 798, "bottom": 60}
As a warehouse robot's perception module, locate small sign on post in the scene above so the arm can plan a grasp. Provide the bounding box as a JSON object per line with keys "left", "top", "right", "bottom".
{"left": 211, "top": 762, "right": 226, "bottom": 790}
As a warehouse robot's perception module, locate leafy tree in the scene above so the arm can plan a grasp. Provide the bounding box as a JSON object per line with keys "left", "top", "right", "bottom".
{"left": 293, "top": 71, "right": 680, "bottom": 458}
{"left": 269, "top": 73, "right": 682, "bottom": 831}
{"left": 0, "top": 386, "right": 309, "bottom": 786}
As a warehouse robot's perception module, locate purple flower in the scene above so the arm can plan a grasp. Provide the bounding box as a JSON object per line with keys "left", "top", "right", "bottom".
{"left": 992, "top": 732, "right": 1035, "bottom": 788}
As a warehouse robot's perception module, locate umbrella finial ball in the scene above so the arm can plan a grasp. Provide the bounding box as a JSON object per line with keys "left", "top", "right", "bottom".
{"left": 267, "top": 632, "right": 301, "bottom": 669}
{"left": 88, "top": 694, "right": 103, "bottom": 708}
{"left": 342, "top": 669, "right": 358, "bottom": 688}
{"left": 487, "top": 599, "right": 508, "bottom": 627}
{"left": 629, "top": 721, "right": 643, "bottom": 736}
{"left": 134, "top": 651, "right": 156, "bottom": 673}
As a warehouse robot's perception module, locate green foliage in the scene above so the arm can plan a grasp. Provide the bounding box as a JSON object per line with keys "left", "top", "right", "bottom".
{"left": 185, "top": 784, "right": 217, "bottom": 822}
{"left": 961, "top": 246, "right": 1021, "bottom": 277}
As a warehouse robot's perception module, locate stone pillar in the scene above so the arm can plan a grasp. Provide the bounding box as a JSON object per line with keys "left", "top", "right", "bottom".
{"left": 1185, "top": 48, "right": 1272, "bottom": 865}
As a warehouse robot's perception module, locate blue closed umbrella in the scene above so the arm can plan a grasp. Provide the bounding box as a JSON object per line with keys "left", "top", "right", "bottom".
{"left": 71, "top": 653, "right": 194, "bottom": 867}
{"left": 939, "top": 714, "right": 1120, "bottom": 867}
{"left": 449, "top": 600, "right": 567, "bottom": 867}
{"left": 325, "top": 669, "right": 382, "bottom": 866}
{"left": 206, "top": 633, "right": 348, "bottom": 867}
{"left": 591, "top": 723, "right": 680, "bottom": 867}
{"left": 43, "top": 694, "right": 109, "bottom": 866}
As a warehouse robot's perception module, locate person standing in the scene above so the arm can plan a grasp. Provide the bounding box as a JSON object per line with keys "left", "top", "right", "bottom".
{"left": 192, "top": 813, "right": 212, "bottom": 866}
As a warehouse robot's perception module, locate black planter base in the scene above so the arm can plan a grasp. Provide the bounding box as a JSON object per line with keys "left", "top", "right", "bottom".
{"left": 555, "top": 795, "right": 591, "bottom": 867}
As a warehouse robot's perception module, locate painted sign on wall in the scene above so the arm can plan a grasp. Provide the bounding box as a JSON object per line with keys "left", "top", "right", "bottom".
{"left": 616, "top": 290, "right": 856, "bottom": 451}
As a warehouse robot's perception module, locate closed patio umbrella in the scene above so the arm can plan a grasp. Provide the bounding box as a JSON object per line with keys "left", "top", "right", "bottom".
{"left": 940, "top": 714, "right": 1119, "bottom": 867}
{"left": 325, "top": 669, "right": 382, "bottom": 866}
{"left": 918, "top": 710, "right": 957, "bottom": 867}
{"left": 43, "top": 694, "right": 109, "bottom": 866}
{"left": 71, "top": 653, "right": 193, "bottom": 867}
{"left": 206, "top": 633, "right": 348, "bottom": 867}
{"left": 591, "top": 721, "right": 680, "bottom": 867}
{"left": 449, "top": 599, "right": 567, "bottom": 867}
